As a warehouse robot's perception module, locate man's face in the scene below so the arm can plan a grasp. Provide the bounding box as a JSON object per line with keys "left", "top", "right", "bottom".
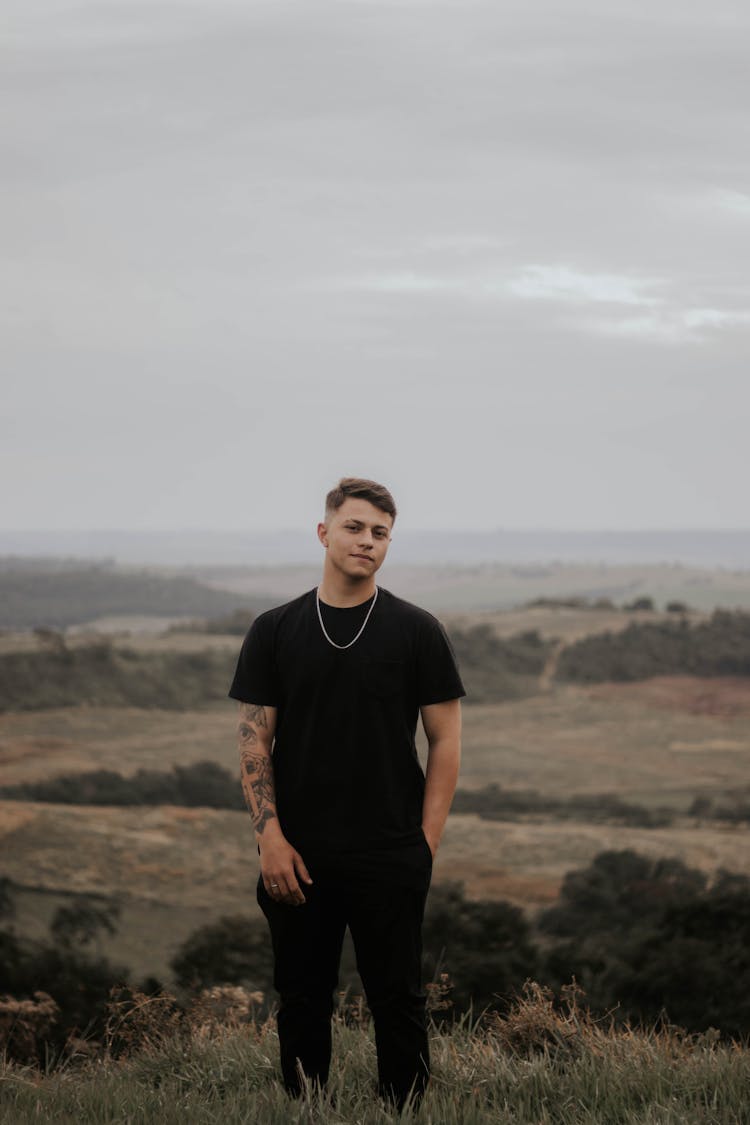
{"left": 318, "top": 497, "right": 393, "bottom": 580}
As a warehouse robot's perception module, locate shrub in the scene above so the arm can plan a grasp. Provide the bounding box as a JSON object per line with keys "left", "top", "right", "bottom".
{"left": 0, "top": 942, "right": 129, "bottom": 1057}
{"left": 0, "top": 992, "right": 60, "bottom": 1064}
{"left": 50, "top": 899, "right": 121, "bottom": 951}
{"left": 171, "top": 915, "right": 274, "bottom": 993}
{"left": 540, "top": 851, "right": 750, "bottom": 1038}
{"left": 489, "top": 979, "right": 606, "bottom": 1058}
{"left": 422, "top": 882, "right": 538, "bottom": 1014}
{"left": 539, "top": 850, "right": 707, "bottom": 939}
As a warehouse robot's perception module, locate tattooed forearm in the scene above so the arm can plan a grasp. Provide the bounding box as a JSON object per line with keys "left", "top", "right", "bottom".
{"left": 237, "top": 704, "right": 277, "bottom": 835}
{"left": 240, "top": 750, "right": 278, "bottom": 834}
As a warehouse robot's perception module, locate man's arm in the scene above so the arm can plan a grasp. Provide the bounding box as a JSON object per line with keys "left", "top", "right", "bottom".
{"left": 420, "top": 698, "right": 462, "bottom": 858}
{"left": 237, "top": 702, "right": 312, "bottom": 906}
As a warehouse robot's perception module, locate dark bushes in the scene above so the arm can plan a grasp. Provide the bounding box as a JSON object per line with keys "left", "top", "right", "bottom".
{"left": 171, "top": 915, "right": 274, "bottom": 993}
{"left": 0, "top": 760, "right": 245, "bottom": 809}
{"left": 556, "top": 610, "right": 750, "bottom": 683}
{"left": 452, "top": 783, "right": 671, "bottom": 827}
{"left": 0, "top": 893, "right": 129, "bottom": 1060}
{"left": 690, "top": 788, "right": 750, "bottom": 824}
{"left": 0, "top": 643, "right": 235, "bottom": 711}
{"left": 541, "top": 850, "right": 750, "bottom": 1038}
{"left": 422, "top": 882, "right": 538, "bottom": 1014}
{"left": 448, "top": 625, "right": 554, "bottom": 701}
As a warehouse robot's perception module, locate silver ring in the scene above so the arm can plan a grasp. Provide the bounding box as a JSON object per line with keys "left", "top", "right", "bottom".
{"left": 270, "top": 883, "right": 279, "bottom": 888}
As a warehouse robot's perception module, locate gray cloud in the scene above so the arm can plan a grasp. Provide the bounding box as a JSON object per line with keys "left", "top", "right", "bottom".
{"left": 2, "top": 0, "right": 749, "bottom": 535}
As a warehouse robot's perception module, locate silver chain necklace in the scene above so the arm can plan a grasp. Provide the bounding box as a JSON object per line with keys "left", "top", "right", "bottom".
{"left": 316, "top": 585, "right": 379, "bottom": 650}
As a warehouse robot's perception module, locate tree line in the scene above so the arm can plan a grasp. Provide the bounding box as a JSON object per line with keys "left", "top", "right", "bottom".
{"left": 6, "top": 762, "right": 749, "bottom": 828}
{"left": 0, "top": 627, "right": 554, "bottom": 711}
{"left": 556, "top": 610, "right": 750, "bottom": 682}
{"left": 2, "top": 610, "right": 749, "bottom": 712}
{"left": 0, "top": 645, "right": 233, "bottom": 712}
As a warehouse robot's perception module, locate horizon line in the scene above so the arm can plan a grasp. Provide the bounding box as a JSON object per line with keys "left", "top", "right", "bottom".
{"left": 2, "top": 526, "right": 750, "bottom": 536}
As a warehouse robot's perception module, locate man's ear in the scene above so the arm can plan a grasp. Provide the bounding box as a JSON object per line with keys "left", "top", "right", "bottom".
{"left": 317, "top": 521, "right": 328, "bottom": 548}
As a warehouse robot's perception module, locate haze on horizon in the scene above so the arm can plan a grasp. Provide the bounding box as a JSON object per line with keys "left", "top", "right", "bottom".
{"left": 2, "top": 0, "right": 749, "bottom": 536}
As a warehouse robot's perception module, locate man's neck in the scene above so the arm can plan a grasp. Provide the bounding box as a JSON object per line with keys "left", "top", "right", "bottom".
{"left": 318, "top": 570, "right": 377, "bottom": 608}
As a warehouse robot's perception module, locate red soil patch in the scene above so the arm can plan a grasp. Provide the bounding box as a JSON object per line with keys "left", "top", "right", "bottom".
{"left": 0, "top": 737, "right": 73, "bottom": 765}
{"left": 585, "top": 676, "right": 750, "bottom": 718}
{"left": 435, "top": 860, "right": 561, "bottom": 908}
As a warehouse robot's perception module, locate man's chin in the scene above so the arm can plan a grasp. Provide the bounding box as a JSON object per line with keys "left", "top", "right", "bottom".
{"left": 346, "top": 560, "right": 378, "bottom": 577}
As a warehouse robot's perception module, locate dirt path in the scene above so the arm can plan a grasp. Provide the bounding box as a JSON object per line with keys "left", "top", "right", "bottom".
{"left": 539, "top": 639, "right": 567, "bottom": 692}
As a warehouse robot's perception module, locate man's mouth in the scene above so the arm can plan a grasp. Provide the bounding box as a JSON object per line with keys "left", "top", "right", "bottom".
{"left": 351, "top": 554, "right": 373, "bottom": 561}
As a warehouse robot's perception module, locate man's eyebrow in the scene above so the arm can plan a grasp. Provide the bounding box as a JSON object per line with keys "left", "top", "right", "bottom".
{"left": 344, "top": 518, "right": 390, "bottom": 530}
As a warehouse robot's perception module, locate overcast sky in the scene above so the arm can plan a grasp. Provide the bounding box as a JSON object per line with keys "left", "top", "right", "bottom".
{"left": 2, "top": 0, "right": 749, "bottom": 535}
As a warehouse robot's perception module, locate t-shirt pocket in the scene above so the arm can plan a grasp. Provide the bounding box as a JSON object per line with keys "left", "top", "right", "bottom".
{"left": 359, "top": 658, "right": 405, "bottom": 698}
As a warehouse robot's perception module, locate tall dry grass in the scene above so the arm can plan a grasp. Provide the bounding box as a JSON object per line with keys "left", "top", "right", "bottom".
{"left": 1, "top": 982, "right": 748, "bottom": 1124}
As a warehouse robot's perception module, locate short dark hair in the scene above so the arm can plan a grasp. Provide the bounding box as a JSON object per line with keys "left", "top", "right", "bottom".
{"left": 325, "top": 477, "right": 397, "bottom": 523}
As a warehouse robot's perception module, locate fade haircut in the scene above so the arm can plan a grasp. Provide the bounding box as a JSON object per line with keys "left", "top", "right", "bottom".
{"left": 325, "top": 477, "right": 397, "bottom": 524}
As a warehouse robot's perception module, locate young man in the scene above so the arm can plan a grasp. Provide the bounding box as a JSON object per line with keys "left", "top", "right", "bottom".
{"left": 228, "top": 477, "right": 464, "bottom": 1108}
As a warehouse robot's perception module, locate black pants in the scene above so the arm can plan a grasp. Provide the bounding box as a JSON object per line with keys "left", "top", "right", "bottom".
{"left": 257, "top": 836, "right": 433, "bottom": 1107}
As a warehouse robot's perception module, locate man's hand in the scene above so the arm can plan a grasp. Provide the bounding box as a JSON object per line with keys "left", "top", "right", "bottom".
{"left": 422, "top": 830, "right": 438, "bottom": 860}
{"left": 237, "top": 701, "right": 312, "bottom": 904}
{"left": 260, "top": 830, "right": 313, "bottom": 906}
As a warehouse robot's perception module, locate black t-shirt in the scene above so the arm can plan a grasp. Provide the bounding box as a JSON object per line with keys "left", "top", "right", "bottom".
{"left": 228, "top": 586, "right": 465, "bottom": 854}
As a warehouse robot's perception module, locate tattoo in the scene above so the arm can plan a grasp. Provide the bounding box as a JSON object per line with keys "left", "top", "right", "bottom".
{"left": 237, "top": 705, "right": 277, "bottom": 835}
{"left": 242, "top": 703, "right": 267, "bottom": 727}
{"left": 254, "top": 806, "right": 277, "bottom": 834}
{"left": 239, "top": 722, "right": 257, "bottom": 746}
{"left": 240, "top": 752, "right": 278, "bottom": 834}
{"left": 240, "top": 750, "right": 275, "bottom": 802}
{"left": 238, "top": 704, "right": 266, "bottom": 746}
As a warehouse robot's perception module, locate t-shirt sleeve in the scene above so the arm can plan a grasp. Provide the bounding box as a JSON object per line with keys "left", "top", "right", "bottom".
{"left": 228, "top": 613, "right": 280, "bottom": 706}
{"left": 416, "top": 616, "right": 466, "bottom": 706}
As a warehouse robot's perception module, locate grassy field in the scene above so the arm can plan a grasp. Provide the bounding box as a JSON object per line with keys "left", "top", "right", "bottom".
{"left": 3, "top": 676, "right": 749, "bottom": 800}
{"left": 0, "top": 602, "right": 748, "bottom": 988}
{"left": 2, "top": 657, "right": 749, "bottom": 982}
{"left": 2, "top": 986, "right": 750, "bottom": 1124}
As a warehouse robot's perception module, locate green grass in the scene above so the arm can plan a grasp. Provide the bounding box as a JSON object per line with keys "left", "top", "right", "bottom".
{"left": 3, "top": 990, "right": 750, "bottom": 1125}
